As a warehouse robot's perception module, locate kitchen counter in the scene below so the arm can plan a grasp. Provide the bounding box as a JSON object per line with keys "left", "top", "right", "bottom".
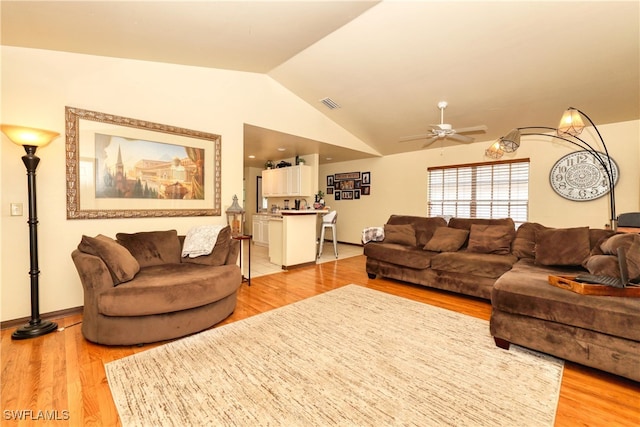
{"left": 262, "top": 209, "right": 328, "bottom": 217}
{"left": 268, "top": 212, "right": 325, "bottom": 269}
{"left": 280, "top": 209, "right": 328, "bottom": 215}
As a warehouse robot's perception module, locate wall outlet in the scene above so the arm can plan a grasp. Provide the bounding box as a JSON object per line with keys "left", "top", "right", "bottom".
{"left": 10, "top": 203, "right": 23, "bottom": 216}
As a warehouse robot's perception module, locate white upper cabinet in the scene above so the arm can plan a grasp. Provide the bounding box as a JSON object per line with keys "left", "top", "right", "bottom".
{"left": 262, "top": 165, "right": 312, "bottom": 197}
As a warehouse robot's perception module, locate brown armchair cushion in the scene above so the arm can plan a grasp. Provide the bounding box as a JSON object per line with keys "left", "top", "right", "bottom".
{"left": 78, "top": 234, "right": 140, "bottom": 285}
{"left": 384, "top": 224, "right": 416, "bottom": 246}
{"left": 467, "top": 224, "right": 515, "bottom": 255}
{"left": 116, "top": 230, "right": 181, "bottom": 267}
{"left": 534, "top": 227, "right": 590, "bottom": 266}
{"left": 423, "top": 227, "right": 469, "bottom": 252}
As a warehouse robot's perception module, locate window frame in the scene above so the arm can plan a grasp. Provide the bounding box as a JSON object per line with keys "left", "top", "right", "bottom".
{"left": 427, "top": 158, "right": 530, "bottom": 226}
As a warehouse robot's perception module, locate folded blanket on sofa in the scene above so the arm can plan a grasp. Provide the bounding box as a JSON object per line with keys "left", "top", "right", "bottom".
{"left": 362, "top": 226, "right": 385, "bottom": 244}
{"left": 182, "top": 225, "right": 226, "bottom": 258}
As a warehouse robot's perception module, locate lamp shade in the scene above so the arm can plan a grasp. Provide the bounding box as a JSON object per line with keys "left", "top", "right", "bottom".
{"left": 498, "top": 129, "right": 521, "bottom": 153}
{"left": 557, "top": 108, "right": 585, "bottom": 136}
{"left": 1, "top": 124, "right": 59, "bottom": 147}
{"left": 485, "top": 141, "right": 504, "bottom": 159}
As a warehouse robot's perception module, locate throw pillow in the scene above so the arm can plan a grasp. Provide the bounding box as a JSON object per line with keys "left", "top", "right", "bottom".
{"left": 423, "top": 227, "right": 469, "bottom": 252}
{"left": 600, "top": 233, "right": 637, "bottom": 255}
{"left": 626, "top": 236, "right": 640, "bottom": 282}
{"left": 78, "top": 234, "right": 140, "bottom": 285}
{"left": 116, "top": 230, "right": 181, "bottom": 268}
{"left": 534, "top": 227, "right": 590, "bottom": 266}
{"left": 383, "top": 224, "right": 417, "bottom": 246}
{"left": 182, "top": 226, "right": 232, "bottom": 266}
{"left": 512, "top": 222, "right": 548, "bottom": 259}
{"left": 583, "top": 255, "right": 621, "bottom": 278}
{"left": 467, "top": 224, "right": 515, "bottom": 255}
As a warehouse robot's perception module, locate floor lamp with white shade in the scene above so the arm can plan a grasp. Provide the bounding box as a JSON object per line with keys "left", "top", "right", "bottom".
{"left": 1, "top": 124, "right": 60, "bottom": 339}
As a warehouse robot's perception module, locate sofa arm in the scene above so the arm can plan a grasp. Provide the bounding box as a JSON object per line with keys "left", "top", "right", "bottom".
{"left": 71, "top": 249, "right": 115, "bottom": 294}
{"left": 225, "top": 238, "right": 240, "bottom": 265}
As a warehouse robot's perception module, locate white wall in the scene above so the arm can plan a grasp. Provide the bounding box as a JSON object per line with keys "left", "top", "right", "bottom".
{"left": 3, "top": 46, "right": 638, "bottom": 322}
{"left": 320, "top": 120, "right": 640, "bottom": 244}
{"left": 0, "top": 46, "right": 370, "bottom": 322}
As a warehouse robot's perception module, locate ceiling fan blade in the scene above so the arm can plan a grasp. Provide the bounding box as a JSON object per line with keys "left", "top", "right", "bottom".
{"left": 421, "top": 137, "right": 439, "bottom": 148}
{"left": 399, "top": 133, "right": 431, "bottom": 142}
{"left": 455, "top": 124, "right": 488, "bottom": 134}
{"left": 448, "top": 133, "right": 475, "bottom": 143}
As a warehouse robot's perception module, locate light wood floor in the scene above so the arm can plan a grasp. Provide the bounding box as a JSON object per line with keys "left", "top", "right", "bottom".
{"left": 2, "top": 255, "right": 639, "bottom": 426}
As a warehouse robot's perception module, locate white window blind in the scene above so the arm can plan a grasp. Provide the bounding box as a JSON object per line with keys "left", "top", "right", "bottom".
{"left": 428, "top": 158, "right": 530, "bottom": 226}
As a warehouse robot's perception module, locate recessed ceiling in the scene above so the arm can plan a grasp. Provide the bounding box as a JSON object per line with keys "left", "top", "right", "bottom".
{"left": 243, "top": 124, "right": 377, "bottom": 169}
{"left": 2, "top": 1, "right": 638, "bottom": 167}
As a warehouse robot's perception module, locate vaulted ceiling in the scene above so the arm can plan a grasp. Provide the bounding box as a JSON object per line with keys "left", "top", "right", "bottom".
{"left": 2, "top": 1, "right": 639, "bottom": 167}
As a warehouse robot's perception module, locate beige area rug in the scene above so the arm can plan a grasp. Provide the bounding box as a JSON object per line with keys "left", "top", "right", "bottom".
{"left": 105, "top": 285, "right": 563, "bottom": 426}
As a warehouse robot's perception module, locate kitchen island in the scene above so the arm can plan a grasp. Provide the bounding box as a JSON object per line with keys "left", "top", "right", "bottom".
{"left": 268, "top": 209, "right": 328, "bottom": 269}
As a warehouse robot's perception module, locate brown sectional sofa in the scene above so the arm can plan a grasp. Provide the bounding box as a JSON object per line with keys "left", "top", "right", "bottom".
{"left": 72, "top": 227, "right": 242, "bottom": 345}
{"left": 364, "top": 215, "right": 640, "bottom": 381}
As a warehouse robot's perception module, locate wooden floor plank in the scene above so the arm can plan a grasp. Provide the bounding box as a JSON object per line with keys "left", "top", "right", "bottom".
{"left": 1, "top": 255, "right": 638, "bottom": 426}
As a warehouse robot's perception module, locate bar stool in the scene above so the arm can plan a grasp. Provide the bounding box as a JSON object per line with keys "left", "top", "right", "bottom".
{"left": 318, "top": 210, "right": 338, "bottom": 259}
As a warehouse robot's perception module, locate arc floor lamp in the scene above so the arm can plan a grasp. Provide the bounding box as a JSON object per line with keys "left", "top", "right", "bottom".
{"left": 486, "top": 108, "right": 618, "bottom": 231}
{"left": 2, "top": 124, "right": 60, "bottom": 339}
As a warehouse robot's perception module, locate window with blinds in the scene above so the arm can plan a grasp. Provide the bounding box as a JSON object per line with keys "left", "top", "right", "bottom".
{"left": 428, "top": 158, "right": 530, "bottom": 226}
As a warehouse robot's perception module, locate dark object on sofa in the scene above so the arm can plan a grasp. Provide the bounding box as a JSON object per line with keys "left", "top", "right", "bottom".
{"left": 72, "top": 227, "right": 241, "bottom": 345}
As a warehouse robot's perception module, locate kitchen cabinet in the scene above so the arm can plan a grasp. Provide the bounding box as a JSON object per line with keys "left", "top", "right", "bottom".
{"left": 252, "top": 214, "right": 270, "bottom": 247}
{"left": 262, "top": 165, "right": 312, "bottom": 197}
{"left": 268, "top": 217, "right": 283, "bottom": 265}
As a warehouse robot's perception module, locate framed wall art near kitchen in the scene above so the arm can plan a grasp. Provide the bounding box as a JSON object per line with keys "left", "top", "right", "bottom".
{"left": 65, "top": 106, "right": 222, "bottom": 219}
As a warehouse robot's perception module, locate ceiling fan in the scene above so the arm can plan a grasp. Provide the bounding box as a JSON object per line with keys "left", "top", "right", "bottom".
{"left": 399, "top": 101, "right": 488, "bottom": 147}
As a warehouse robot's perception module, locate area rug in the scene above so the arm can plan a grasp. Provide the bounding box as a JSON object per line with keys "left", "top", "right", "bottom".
{"left": 105, "top": 285, "right": 563, "bottom": 426}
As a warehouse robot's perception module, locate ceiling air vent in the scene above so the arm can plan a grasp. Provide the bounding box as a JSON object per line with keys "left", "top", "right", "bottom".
{"left": 320, "top": 97, "right": 341, "bottom": 110}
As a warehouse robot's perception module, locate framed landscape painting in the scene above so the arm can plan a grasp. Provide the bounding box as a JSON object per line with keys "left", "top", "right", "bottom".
{"left": 65, "top": 106, "right": 221, "bottom": 219}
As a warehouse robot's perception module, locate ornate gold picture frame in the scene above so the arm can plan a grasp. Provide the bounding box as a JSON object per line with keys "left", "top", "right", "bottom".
{"left": 65, "top": 106, "right": 221, "bottom": 219}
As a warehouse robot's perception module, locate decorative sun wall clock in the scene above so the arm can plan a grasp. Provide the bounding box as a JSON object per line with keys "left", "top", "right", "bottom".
{"left": 549, "top": 150, "right": 619, "bottom": 201}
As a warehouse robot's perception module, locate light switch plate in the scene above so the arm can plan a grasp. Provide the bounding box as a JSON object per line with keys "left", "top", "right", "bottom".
{"left": 10, "top": 203, "right": 23, "bottom": 216}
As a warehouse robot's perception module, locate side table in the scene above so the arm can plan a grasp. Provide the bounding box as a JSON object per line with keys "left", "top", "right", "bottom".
{"left": 233, "top": 235, "right": 252, "bottom": 285}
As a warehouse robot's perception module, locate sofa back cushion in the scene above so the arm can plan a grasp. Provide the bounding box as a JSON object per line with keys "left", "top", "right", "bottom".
{"left": 534, "top": 227, "right": 590, "bottom": 266}
{"left": 77, "top": 234, "right": 140, "bottom": 285}
{"left": 512, "top": 222, "right": 548, "bottom": 259}
{"left": 386, "top": 215, "right": 447, "bottom": 247}
{"left": 467, "top": 224, "right": 515, "bottom": 255}
{"left": 447, "top": 218, "right": 515, "bottom": 250}
{"left": 116, "top": 230, "right": 181, "bottom": 267}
